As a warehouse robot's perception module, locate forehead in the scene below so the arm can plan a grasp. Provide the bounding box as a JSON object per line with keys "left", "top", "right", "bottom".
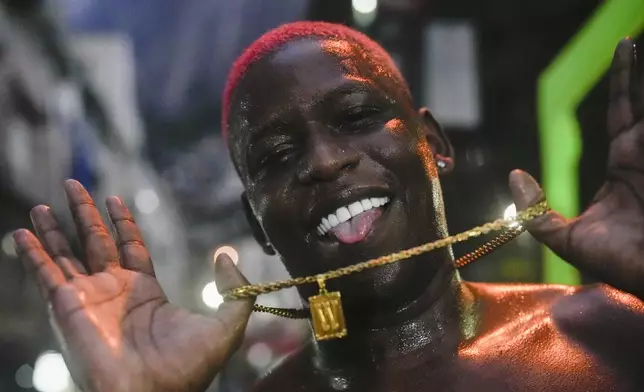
{"left": 234, "top": 38, "right": 378, "bottom": 117}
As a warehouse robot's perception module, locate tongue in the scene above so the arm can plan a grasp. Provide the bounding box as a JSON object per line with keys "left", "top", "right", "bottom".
{"left": 330, "top": 208, "right": 382, "bottom": 244}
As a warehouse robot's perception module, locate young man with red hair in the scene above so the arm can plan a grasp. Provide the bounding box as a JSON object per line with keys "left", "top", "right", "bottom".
{"left": 13, "top": 22, "right": 644, "bottom": 392}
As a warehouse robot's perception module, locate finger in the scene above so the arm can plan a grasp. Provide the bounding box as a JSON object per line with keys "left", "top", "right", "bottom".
{"left": 106, "top": 196, "right": 155, "bottom": 276}
{"left": 214, "top": 253, "right": 254, "bottom": 332}
{"left": 608, "top": 38, "right": 635, "bottom": 138}
{"left": 57, "top": 257, "right": 83, "bottom": 280}
{"left": 30, "top": 205, "right": 87, "bottom": 275}
{"left": 64, "top": 180, "right": 119, "bottom": 273}
{"left": 508, "top": 170, "right": 573, "bottom": 259}
{"left": 13, "top": 229, "right": 66, "bottom": 298}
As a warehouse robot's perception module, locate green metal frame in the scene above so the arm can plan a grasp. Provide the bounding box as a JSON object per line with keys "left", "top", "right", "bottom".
{"left": 537, "top": 0, "right": 644, "bottom": 285}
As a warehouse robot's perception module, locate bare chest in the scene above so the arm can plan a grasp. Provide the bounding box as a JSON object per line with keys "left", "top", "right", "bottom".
{"left": 258, "top": 334, "right": 643, "bottom": 392}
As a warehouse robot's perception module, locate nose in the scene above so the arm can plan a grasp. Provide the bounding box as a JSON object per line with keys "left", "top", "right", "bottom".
{"left": 296, "top": 134, "right": 359, "bottom": 184}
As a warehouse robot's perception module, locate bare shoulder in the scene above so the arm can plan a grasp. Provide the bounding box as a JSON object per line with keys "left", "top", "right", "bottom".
{"left": 547, "top": 283, "right": 644, "bottom": 339}
{"left": 455, "top": 282, "right": 644, "bottom": 390}
{"left": 468, "top": 281, "right": 644, "bottom": 351}
{"left": 468, "top": 281, "right": 644, "bottom": 323}
{"left": 251, "top": 343, "right": 319, "bottom": 392}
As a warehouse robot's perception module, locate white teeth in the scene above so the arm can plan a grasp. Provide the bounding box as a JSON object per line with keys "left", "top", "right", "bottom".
{"left": 348, "top": 202, "right": 364, "bottom": 217}
{"left": 322, "top": 217, "right": 331, "bottom": 230}
{"left": 336, "top": 207, "right": 351, "bottom": 223}
{"left": 317, "top": 196, "right": 391, "bottom": 236}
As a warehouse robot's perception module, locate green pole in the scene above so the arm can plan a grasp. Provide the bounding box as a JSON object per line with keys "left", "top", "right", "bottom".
{"left": 538, "top": 0, "right": 644, "bottom": 285}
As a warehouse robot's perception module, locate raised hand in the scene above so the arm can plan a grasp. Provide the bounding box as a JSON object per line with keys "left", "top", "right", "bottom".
{"left": 510, "top": 38, "right": 644, "bottom": 299}
{"left": 13, "top": 180, "right": 254, "bottom": 392}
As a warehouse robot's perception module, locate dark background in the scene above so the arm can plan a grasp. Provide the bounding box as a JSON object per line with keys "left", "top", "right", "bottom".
{"left": 0, "top": 0, "right": 635, "bottom": 390}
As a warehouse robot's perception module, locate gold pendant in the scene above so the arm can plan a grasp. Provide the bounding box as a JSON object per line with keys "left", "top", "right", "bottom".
{"left": 309, "top": 278, "right": 347, "bottom": 341}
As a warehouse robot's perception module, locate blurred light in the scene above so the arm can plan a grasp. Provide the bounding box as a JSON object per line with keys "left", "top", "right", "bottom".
{"left": 1, "top": 232, "right": 17, "bottom": 257}
{"left": 246, "top": 342, "right": 273, "bottom": 370}
{"left": 465, "top": 147, "right": 486, "bottom": 168}
{"left": 56, "top": 83, "right": 82, "bottom": 121}
{"left": 32, "top": 351, "right": 71, "bottom": 392}
{"left": 352, "top": 0, "right": 377, "bottom": 14}
{"left": 202, "top": 281, "right": 224, "bottom": 309}
{"left": 423, "top": 22, "right": 480, "bottom": 129}
{"left": 135, "top": 189, "right": 160, "bottom": 214}
{"left": 15, "top": 364, "right": 33, "bottom": 389}
{"left": 214, "top": 245, "right": 239, "bottom": 265}
{"left": 503, "top": 204, "right": 520, "bottom": 228}
{"left": 352, "top": 0, "right": 377, "bottom": 26}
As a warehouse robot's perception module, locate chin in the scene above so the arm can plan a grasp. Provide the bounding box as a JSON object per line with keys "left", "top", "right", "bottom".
{"left": 324, "top": 259, "right": 438, "bottom": 313}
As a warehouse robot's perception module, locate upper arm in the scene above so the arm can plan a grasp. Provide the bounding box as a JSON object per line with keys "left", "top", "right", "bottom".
{"left": 552, "top": 284, "right": 644, "bottom": 374}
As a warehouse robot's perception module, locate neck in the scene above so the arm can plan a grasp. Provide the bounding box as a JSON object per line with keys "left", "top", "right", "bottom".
{"left": 311, "top": 261, "right": 478, "bottom": 371}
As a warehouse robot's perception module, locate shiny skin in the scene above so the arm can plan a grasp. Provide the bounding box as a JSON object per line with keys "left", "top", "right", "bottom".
{"left": 226, "top": 38, "right": 644, "bottom": 391}
{"left": 255, "top": 283, "right": 644, "bottom": 392}
{"left": 12, "top": 35, "right": 644, "bottom": 392}
{"left": 229, "top": 38, "right": 453, "bottom": 317}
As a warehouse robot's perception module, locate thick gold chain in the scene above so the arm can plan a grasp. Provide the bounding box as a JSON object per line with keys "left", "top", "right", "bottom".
{"left": 222, "top": 201, "right": 549, "bottom": 319}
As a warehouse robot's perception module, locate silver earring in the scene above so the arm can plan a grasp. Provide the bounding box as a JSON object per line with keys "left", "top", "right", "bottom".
{"left": 437, "top": 160, "right": 446, "bottom": 168}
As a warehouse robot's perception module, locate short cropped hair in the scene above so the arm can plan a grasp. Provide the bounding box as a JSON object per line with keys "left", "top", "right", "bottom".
{"left": 221, "top": 21, "right": 409, "bottom": 148}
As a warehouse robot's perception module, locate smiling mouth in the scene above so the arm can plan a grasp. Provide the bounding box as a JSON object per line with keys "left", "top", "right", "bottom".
{"left": 316, "top": 196, "right": 391, "bottom": 244}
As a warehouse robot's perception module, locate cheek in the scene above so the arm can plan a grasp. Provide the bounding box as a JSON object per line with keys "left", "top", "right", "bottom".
{"left": 367, "top": 127, "right": 438, "bottom": 219}
{"left": 248, "top": 180, "right": 299, "bottom": 234}
{"left": 383, "top": 118, "right": 437, "bottom": 177}
{"left": 369, "top": 124, "right": 431, "bottom": 180}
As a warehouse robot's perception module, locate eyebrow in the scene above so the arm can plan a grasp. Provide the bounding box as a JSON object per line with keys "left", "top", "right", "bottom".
{"left": 314, "top": 79, "right": 377, "bottom": 108}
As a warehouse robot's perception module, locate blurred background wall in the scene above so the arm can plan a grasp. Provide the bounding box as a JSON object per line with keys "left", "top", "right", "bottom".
{"left": 0, "top": 0, "right": 640, "bottom": 390}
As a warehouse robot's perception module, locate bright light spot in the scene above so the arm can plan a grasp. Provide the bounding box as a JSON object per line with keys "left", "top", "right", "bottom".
{"left": 503, "top": 203, "right": 520, "bottom": 228}
{"left": 214, "top": 245, "right": 239, "bottom": 265}
{"left": 352, "top": 0, "right": 377, "bottom": 14}
{"left": 135, "top": 189, "right": 160, "bottom": 214}
{"left": 15, "top": 364, "right": 33, "bottom": 388}
{"left": 32, "top": 351, "right": 71, "bottom": 392}
{"left": 247, "top": 342, "right": 273, "bottom": 370}
{"left": 1, "top": 232, "right": 17, "bottom": 257}
{"left": 202, "top": 281, "right": 224, "bottom": 309}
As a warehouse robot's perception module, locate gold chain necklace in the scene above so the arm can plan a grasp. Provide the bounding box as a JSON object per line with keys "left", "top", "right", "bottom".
{"left": 222, "top": 201, "right": 549, "bottom": 340}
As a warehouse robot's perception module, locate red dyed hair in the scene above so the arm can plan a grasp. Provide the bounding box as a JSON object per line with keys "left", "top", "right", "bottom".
{"left": 221, "top": 21, "right": 408, "bottom": 143}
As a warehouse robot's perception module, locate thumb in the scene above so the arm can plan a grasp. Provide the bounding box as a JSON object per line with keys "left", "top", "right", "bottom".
{"left": 213, "top": 252, "right": 254, "bottom": 343}
{"left": 508, "top": 170, "right": 572, "bottom": 258}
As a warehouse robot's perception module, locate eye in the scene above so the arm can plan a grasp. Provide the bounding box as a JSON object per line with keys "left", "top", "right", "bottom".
{"left": 340, "top": 106, "right": 382, "bottom": 132}
{"left": 259, "top": 144, "right": 297, "bottom": 168}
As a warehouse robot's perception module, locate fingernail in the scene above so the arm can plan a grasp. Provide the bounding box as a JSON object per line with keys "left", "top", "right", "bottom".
{"left": 12, "top": 229, "right": 26, "bottom": 245}
{"left": 30, "top": 205, "right": 49, "bottom": 216}
{"left": 64, "top": 179, "right": 81, "bottom": 191}
{"left": 214, "top": 253, "right": 227, "bottom": 265}
{"left": 107, "top": 196, "right": 123, "bottom": 207}
{"left": 214, "top": 246, "right": 238, "bottom": 265}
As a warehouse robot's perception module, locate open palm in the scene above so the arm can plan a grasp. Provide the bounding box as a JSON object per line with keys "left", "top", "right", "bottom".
{"left": 510, "top": 38, "right": 644, "bottom": 299}
{"left": 13, "top": 180, "right": 254, "bottom": 392}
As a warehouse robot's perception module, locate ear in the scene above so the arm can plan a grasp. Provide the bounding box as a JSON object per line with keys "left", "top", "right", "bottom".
{"left": 241, "top": 192, "right": 276, "bottom": 255}
{"left": 418, "top": 107, "right": 455, "bottom": 174}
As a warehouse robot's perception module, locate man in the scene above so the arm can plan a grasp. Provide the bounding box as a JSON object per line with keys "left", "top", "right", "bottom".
{"left": 12, "top": 21, "right": 644, "bottom": 392}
